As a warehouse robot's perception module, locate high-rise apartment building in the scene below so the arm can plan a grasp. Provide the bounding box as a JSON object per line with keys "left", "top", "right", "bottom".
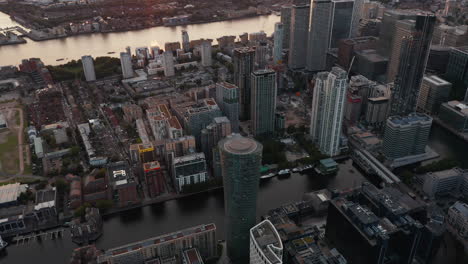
{"left": 233, "top": 47, "right": 256, "bottom": 120}
{"left": 172, "top": 152, "right": 207, "bottom": 193}
{"left": 181, "top": 29, "right": 190, "bottom": 52}
{"left": 81, "top": 55, "right": 96, "bottom": 82}
{"left": 120, "top": 52, "right": 134, "bottom": 79}
{"left": 310, "top": 67, "right": 348, "bottom": 156}
{"left": 417, "top": 75, "right": 452, "bottom": 115}
{"left": 280, "top": 5, "right": 292, "bottom": 49}
{"left": 249, "top": 220, "right": 283, "bottom": 264}
{"left": 200, "top": 41, "right": 212, "bottom": 67}
{"left": 251, "top": 69, "right": 277, "bottom": 137}
{"left": 306, "top": 0, "right": 332, "bottom": 72}
{"left": 273, "top": 22, "right": 284, "bottom": 65}
{"left": 201, "top": 116, "right": 232, "bottom": 168}
{"left": 215, "top": 82, "right": 240, "bottom": 132}
{"left": 382, "top": 113, "right": 432, "bottom": 160}
{"left": 329, "top": 0, "right": 354, "bottom": 49}
{"left": 390, "top": 15, "right": 436, "bottom": 116}
{"left": 288, "top": 0, "right": 310, "bottom": 69}
{"left": 219, "top": 134, "right": 262, "bottom": 264}
{"left": 162, "top": 51, "right": 175, "bottom": 77}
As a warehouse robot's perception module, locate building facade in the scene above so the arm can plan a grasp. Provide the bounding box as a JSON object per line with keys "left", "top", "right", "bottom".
{"left": 251, "top": 69, "right": 277, "bottom": 137}
{"left": 219, "top": 134, "right": 262, "bottom": 264}
{"left": 306, "top": 0, "right": 333, "bottom": 72}
{"left": 200, "top": 41, "right": 212, "bottom": 67}
{"left": 310, "top": 67, "right": 348, "bottom": 156}
{"left": 172, "top": 152, "right": 207, "bottom": 193}
{"left": 233, "top": 47, "right": 256, "bottom": 120}
{"left": 273, "top": 23, "right": 284, "bottom": 65}
{"left": 416, "top": 75, "right": 452, "bottom": 115}
{"left": 215, "top": 82, "right": 240, "bottom": 132}
{"left": 163, "top": 51, "right": 175, "bottom": 77}
{"left": 288, "top": 0, "right": 310, "bottom": 69}
{"left": 249, "top": 220, "right": 283, "bottom": 264}
{"left": 81, "top": 55, "right": 96, "bottom": 82}
{"left": 120, "top": 52, "right": 133, "bottom": 79}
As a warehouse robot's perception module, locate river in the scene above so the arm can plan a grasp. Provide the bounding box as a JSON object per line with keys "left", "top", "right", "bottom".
{"left": 0, "top": 12, "right": 280, "bottom": 67}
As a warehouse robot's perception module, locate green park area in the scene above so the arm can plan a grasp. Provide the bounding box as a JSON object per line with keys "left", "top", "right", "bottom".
{"left": 47, "top": 56, "right": 121, "bottom": 81}
{"left": 0, "top": 130, "right": 19, "bottom": 175}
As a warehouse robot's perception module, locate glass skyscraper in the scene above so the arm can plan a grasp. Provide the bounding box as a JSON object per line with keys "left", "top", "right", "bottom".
{"left": 219, "top": 134, "right": 262, "bottom": 264}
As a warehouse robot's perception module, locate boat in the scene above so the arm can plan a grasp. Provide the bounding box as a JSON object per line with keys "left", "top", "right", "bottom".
{"left": 107, "top": 51, "right": 115, "bottom": 54}
{"left": 260, "top": 173, "right": 276, "bottom": 180}
{"left": 56, "top": 58, "right": 64, "bottom": 61}
{"left": 299, "top": 164, "right": 315, "bottom": 172}
{"left": 292, "top": 167, "right": 300, "bottom": 173}
{"left": 0, "top": 235, "right": 8, "bottom": 250}
{"left": 278, "top": 169, "right": 291, "bottom": 177}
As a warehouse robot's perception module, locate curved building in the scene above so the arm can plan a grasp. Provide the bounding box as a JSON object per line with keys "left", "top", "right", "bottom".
{"left": 219, "top": 134, "right": 263, "bottom": 264}
{"left": 249, "top": 220, "right": 283, "bottom": 264}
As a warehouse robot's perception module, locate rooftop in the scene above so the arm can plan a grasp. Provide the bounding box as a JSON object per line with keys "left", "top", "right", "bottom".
{"left": 319, "top": 158, "right": 338, "bottom": 168}
{"left": 450, "top": 201, "right": 468, "bottom": 218}
{"left": 250, "top": 220, "right": 283, "bottom": 264}
{"left": 221, "top": 134, "right": 260, "bottom": 155}
{"left": 388, "top": 112, "right": 432, "bottom": 126}
{"left": 0, "top": 183, "right": 27, "bottom": 205}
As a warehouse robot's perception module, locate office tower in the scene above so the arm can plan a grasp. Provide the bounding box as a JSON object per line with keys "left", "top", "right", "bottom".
{"left": 329, "top": 0, "right": 354, "bottom": 49}
{"left": 215, "top": 82, "right": 240, "bottom": 132}
{"left": 172, "top": 152, "right": 207, "bottom": 192}
{"left": 273, "top": 22, "right": 284, "bottom": 64}
{"left": 310, "top": 67, "right": 348, "bottom": 156}
{"left": 377, "top": 10, "right": 417, "bottom": 58}
{"left": 81, "top": 55, "right": 96, "bottom": 82}
{"left": 200, "top": 41, "right": 212, "bottom": 67}
{"left": 382, "top": 113, "right": 432, "bottom": 160}
{"left": 219, "top": 134, "right": 262, "bottom": 264}
{"left": 306, "top": 0, "right": 332, "bottom": 72}
{"left": 181, "top": 30, "right": 190, "bottom": 52}
{"left": 445, "top": 46, "right": 468, "bottom": 87}
{"left": 438, "top": 100, "right": 468, "bottom": 133}
{"left": 337, "top": 36, "right": 378, "bottom": 70}
{"left": 143, "top": 161, "right": 165, "bottom": 198}
{"left": 350, "top": 0, "right": 367, "bottom": 38}
{"left": 135, "top": 47, "right": 149, "bottom": 60}
{"left": 249, "top": 31, "right": 267, "bottom": 43}
{"left": 162, "top": 51, "right": 175, "bottom": 77}
{"left": 249, "top": 220, "right": 283, "bottom": 264}
{"left": 201, "top": 116, "right": 232, "bottom": 168}
{"left": 365, "top": 97, "right": 389, "bottom": 128}
{"left": 432, "top": 24, "right": 468, "bottom": 47}
{"left": 422, "top": 168, "right": 468, "bottom": 198}
{"left": 98, "top": 223, "right": 217, "bottom": 263}
{"left": 288, "top": 0, "right": 310, "bottom": 69}
{"left": 426, "top": 45, "right": 450, "bottom": 74}
{"left": 417, "top": 75, "right": 452, "bottom": 114}
{"left": 255, "top": 42, "right": 268, "bottom": 69}
{"left": 251, "top": 69, "right": 277, "bottom": 136}
{"left": 280, "top": 5, "right": 292, "bottom": 49}
{"left": 233, "top": 47, "right": 256, "bottom": 120}
{"left": 120, "top": 52, "right": 134, "bottom": 79}
{"left": 325, "top": 183, "right": 424, "bottom": 264}
{"left": 390, "top": 15, "right": 436, "bottom": 116}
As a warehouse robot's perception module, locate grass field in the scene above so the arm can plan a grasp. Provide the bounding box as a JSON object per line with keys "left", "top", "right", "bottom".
{"left": 0, "top": 130, "right": 19, "bottom": 175}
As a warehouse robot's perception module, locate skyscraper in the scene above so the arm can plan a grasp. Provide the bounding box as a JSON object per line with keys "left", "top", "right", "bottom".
{"left": 382, "top": 113, "right": 432, "bottom": 160}
{"left": 273, "top": 22, "right": 284, "bottom": 65}
{"left": 306, "top": 0, "right": 333, "bottom": 72}
{"left": 181, "top": 29, "right": 190, "bottom": 52}
{"left": 255, "top": 42, "right": 268, "bottom": 70}
{"left": 377, "top": 9, "right": 417, "bottom": 58}
{"left": 201, "top": 116, "right": 232, "bottom": 169}
{"left": 200, "top": 41, "right": 212, "bottom": 67}
{"left": 162, "top": 51, "right": 175, "bottom": 77}
{"left": 350, "top": 0, "right": 367, "bottom": 38}
{"left": 329, "top": 0, "right": 354, "bottom": 49}
{"left": 219, "top": 134, "right": 262, "bottom": 264}
{"left": 81, "top": 55, "right": 96, "bottom": 82}
{"left": 390, "top": 14, "right": 436, "bottom": 116}
{"left": 233, "top": 47, "right": 256, "bottom": 120}
{"left": 288, "top": 0, "right": 310, "bottom": 69}
{"left": 251, "top": 69, "right": 277, "bottom": 137}
{"left": 310, "top": 67, "right": 347, "bottom": 156}
{"left": 215, "top": 82, "right": 240, "bottom": 132}
{"left": 280, "top": 5, "right": 292, "bottom": 49}
{"left": 120, "top": 52, "right": 134, "bottom": 79}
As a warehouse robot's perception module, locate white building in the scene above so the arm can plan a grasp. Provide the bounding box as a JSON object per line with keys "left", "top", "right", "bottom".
{"left": 172, "top": 153, "right": 207, "bottom": 192}
{"left": 120, "top": 52, "right": 134, "bottom": 79}
{"left": 249, "top": 220, "right": 283, "bottom": 264}
{"left": 423, "top": 168, "right": 468, "bottom": 198}
{"left": 81, "top": 55, "right": 96, "bottom": 82}
{"left": 310, "top": 67, "right": 347, "bottom": 156}
{"left": 162, "top": 51, "right": 175, "bottom": 77}
{"left": 447, "top": 201, "right": 468, "bottom": 240}
{"left": 273, "top": 22, "right": 284, "bottom": 65}
{"left": 200, "top": 41, "right": 212, "bottom": 67}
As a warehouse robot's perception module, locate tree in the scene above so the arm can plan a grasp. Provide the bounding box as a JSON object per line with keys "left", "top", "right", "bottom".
{"left": 96, "top": 200, "right": 113, "bottom": 211}
{"left": 74, "top": 203, "right": 91, "bottom": 218}
{"left": 401, "top": 170, "right": 414, "bottom": 185}
{"left": 55, "top": 178, "right": 70, "bottom": 195}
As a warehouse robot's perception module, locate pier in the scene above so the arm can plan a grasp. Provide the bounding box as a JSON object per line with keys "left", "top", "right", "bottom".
{"left": 12, "top": 229, "right": 66, "bottom": 245}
